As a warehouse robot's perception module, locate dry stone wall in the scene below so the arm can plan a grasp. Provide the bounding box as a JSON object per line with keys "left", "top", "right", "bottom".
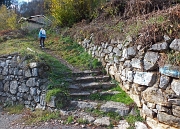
{"left": 0, "top": 53, "right": 49, "bottom": 110}
{"left": 79, "top": 35, "right": 180, "bottom": 129}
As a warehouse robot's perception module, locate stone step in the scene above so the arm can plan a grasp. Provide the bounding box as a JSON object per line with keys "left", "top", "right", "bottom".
{"left": 72, "top": 70, "right": 103, "bottom": 77}
{"left": 69, "top": 81, "right": 116, "bottom": 90}
{"left": 70, "top": 91, "right": 91, "bottom": 96}
{"left": 81, "top": 82, "right": 116, "bottom": 89}
{"left": 74, "top": 75, "right": 110, "bottom": 83}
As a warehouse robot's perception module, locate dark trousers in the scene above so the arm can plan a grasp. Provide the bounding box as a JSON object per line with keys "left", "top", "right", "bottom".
{"left": 40, "top": 37, "right": 45, "bottom": 47}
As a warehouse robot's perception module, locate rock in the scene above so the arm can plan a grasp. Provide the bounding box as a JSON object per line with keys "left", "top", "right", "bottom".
{"left": 100, "top": 91, "right": 120, "bottom": 96}
{"left": 107, "top": 46, "right": 113, "bottom": 53}
{"left": 71, "top": 101, "right": 98, "bottom": 109}
{"left": 159, "top": 75, "right": 170, "bottom": 89}
{"left": 172, "top": 105, "right": 180, "bottom": 117}
{"left": 4, "top": 81, "right": 9, "bottom": 92}
{"left": 123, "top": 60, "right": 131, "bottom": 68}
{"left": 114, "top": 120, "right": 130, "bottom": 129}
{"left": 143, "top": 52, "right": 159, "bottom": 71}
{"left": 146, "top": 117, "right": 177, "bottom": 129}
{"left": 24, "top": 69, "right": 32, "bottom": 77}
{"left": 171, "top": 79, "right": 180, "bottom": 96}
{"left": 30, "top": 87, "right": 37, "bottom": 96}
{"left": 149, "top": 42, "right": 168, "bottom": 51}
{"left": 157, "top": 111, "right": 180, "bottom": 127}
{"left": 122, "top": 48, "right": 128, "bottom": 59}
{"left": 156, "top": 104, "right": 171, "bottom": 113}
{"left": 2, "top": 67, "right": 8, "bottom": 75}
{"left": 60, "top": 110, "right": 70, "bottom": 116}
{"left": 40, "top": 94, "right": 46, "bottom": 107}
{"left": 47, "top": 96, "right": 56, "bottom": 108}
{"left": 10, "top": 81, "right": 18, "bottom": 94}
{"left": 135, "top": 121, "right": 148, "bottom": 129}
{"left": 159, "top": 64, "right": 180, "bottom": 78}
{"left": 80, "top": 113, "right": 95, "bottom": 123}
{"left": 100, "top": 101, "right": 129, "bottom": 116}
{"left": 94, "top": 117, "right": 110, "bottom": 126}
{"left": 127, "top": 46, "right": 137, "bottom": 57}
{"left": 33, "top": 96, "right": 40, "bottom": 103}
{"left": 170, "top": 39, "right": 180, "bottom": 51}
{"left": 29, "top": 62, "right": 38, "bottom": 68}
{"left": 36, "top": 103, "right": 45, "bottom": 109}
{"left": 142, "top": 104, "right": 156, "bottom": 118}
{"left": 131, "top": 58, "right": 142, "bottom": 69}
{"left": 18, "top": 83, "right": 29, "bottom": 93}
{"left": 168, "top": 99, "right": 180, "bottom": 106}
{"left": 32, "top": 68, "right": 38, "bottom": 76}
{"left": 133, "top": 72, "right": 156, "bottom": 86}
{"left": 142, "top": 87, "right": 170, "bottom": 106}
{"left": 26, "top": 78, "right": 36, "bottom": 87}
{"left": 113, "top": 47, "right": 121, "bottom": 56}
{"left": 0, "top": 82, "right": 3, "bottom": 92}
{"left": 129, "top": 93, "right": 142, "bottom": 107}
{"left": 164, "top": 35, "right": 171, "bottom": 43}
{"left": 117, "top": 43, "right": 123, "bottom": 50}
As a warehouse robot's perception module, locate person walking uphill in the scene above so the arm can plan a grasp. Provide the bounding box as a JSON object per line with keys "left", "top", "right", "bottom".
{"left": 38, "top": 28, "right": 46, "bottom": 48}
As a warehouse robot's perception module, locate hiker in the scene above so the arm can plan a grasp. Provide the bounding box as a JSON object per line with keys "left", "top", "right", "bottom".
{"left": 38, "top": 28, "right": 46, "bottom": 48}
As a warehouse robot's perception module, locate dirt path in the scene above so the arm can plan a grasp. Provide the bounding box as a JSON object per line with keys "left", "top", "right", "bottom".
{"left": 44, "top": 48, "right": 82, "bottom": 73}
{"left": 0, "top": 105, "right": 95, "bottom": 129}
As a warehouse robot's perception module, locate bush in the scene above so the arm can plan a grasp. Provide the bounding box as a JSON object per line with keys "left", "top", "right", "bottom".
{"left": 46, "top": 0, "right": 106, "bottom": 26}
{"left": 0, "top": 5, "right": 17, "bottom": 31}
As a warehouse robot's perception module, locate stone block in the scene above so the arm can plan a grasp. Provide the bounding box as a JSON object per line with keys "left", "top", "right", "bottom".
{"left": 172, "top": 105, "right": 180, "bottom": 117}
{"left": 171, "top": 79, "right": 180, "bottom": 96}
{"left": 113, "top": 47, "right": 121, "bottom": 56}
{"left": 144, "top": 52, "right": 159, "bottom": 71}
{"left": 135, "top": 121, "right": 148, "bottom": 129}
{"left": 157, "top": 111, "right": 180, "bottom": 127}
{"left": 146, "top": 117, "right": 177, "bottom": 129}
{"left": 94, "top": 117, "right": 110, "bottom": 126}
{"left": 149, "top": 42, "right": 168, "bottom": 51}
{"left": 156, "top": 104, "right": 171, "bottom": 113}
{"left": 129, "top": 93, "right": 142, "bottom": 107}
{"left": 142, "top": 104, "right": 156, "bottom": 118}
{"left": 159, "top": 64, "right": 180, "bottom": 78}
{"left": 170, "top": 39, "right": 180, "bottom": 51}
{"left": 29, "top": 62, "right": 38, "bottom": 68}
{"left": 134, "top": 72, "right": 156, "bottom": 86}
{"left": 127, "top": 46, "right": 137, "bottom": 57}
{"left": 168, "top": 99, "right": 180, "bottom": 106}
{"left": 159, "top": 75, "right": 170, "bottom": 89}
{"left": 100, "top": 101, "right": 130, "bottom": 116}
{"left": 142, "top": 87, "right": 171, "bottom": 106}
{"left": 26, "top": 78, "right": 36, "bottom": 87}
{"left": 10, "top": 81, "right": 18, "bottom": 94}
{"left": 131, "top": 58, "right": 142, "bottom": 69}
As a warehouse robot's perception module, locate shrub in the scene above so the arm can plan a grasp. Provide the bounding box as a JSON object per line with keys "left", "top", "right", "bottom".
{"left": 46, "top": 0, "right": 106, "bottom": 26}
{"left": 0, "top": 5, "right": 17, "bottom": 31}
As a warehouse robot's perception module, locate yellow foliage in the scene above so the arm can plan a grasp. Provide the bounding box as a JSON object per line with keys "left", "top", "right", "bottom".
{"left": 46, "top": 0, "right": 105, "bottom": 26}
{"left": 0, "top": 5, "right": 17, "bottom": 31}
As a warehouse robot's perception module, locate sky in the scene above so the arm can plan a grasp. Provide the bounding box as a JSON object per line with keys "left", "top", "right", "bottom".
{"left": 17, "top": 0, "right": 31, "bottom": 3}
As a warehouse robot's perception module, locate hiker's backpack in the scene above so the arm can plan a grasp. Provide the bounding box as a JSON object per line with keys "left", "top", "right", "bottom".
{"left": 41, "top": 30, "right": 46, "bottom": 35}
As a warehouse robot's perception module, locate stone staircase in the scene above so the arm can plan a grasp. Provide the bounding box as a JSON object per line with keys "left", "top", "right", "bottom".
{"left": 68, "top": 70, "right": 116, "bottom": 97}
{"left": 59, "top": 70, "right": 148, "bottom": 129}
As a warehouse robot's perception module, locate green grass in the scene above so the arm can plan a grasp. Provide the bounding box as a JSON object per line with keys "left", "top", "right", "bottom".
{"left": 22, "top": 109, "right": 60, "bottom": 125}
{"left": 66, "top": 116, "right": 74, "bottom": 124}
{"left": 125, "top": 107, "right": 144, "bottom": 128}
{"left": 46, "top": 36, "right": 102, "bottom": 70}
{"left": 4, "top": 104, "right": 24, "bottom": 114}
{"left": 89, "top": 83, "right": 134, "bottom": 105}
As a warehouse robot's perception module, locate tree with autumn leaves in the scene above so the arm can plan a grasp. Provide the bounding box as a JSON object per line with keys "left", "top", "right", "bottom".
{"left": 0, "top": 5, "right": 17, "bottom": 31}
{"left": 46, "top": 0, "right": 106, "bottom": 26}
